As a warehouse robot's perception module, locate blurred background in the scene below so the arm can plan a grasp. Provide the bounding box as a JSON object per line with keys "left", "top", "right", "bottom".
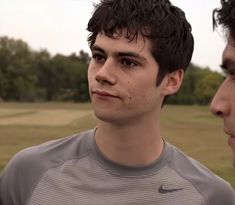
{"left": 0, "top": 0, "right": 234, "bottom": 188}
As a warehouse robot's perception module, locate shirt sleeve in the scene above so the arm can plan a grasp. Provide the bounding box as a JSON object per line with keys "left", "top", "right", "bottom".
{"left": 0, "top": 146, "right": 45, "bottom": 205}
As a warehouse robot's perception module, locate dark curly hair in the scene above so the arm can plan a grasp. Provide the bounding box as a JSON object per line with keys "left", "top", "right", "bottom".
{"left": 87, "top": 0, "right": 194, "bottom": 85}
{"left": 213, "top": 0, "right": 235, "bottom": 43}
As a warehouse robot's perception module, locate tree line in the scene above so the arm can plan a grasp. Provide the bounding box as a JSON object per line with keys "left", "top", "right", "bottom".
{"left": 0, "top": 36, "right": 224, "bottom": 105}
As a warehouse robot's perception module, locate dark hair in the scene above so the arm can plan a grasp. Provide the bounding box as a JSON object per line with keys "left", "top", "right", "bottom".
{"left": 87, "top": 0, "right": 194, "bottom": 85}
{"left": 213, "top": 0, "right": 235, "bottom": 43}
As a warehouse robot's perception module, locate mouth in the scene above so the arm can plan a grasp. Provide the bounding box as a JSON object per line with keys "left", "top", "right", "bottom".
{"left": 228, "top": 136, "right": 235, "bottom": 148}
{"left": 224, "top": 130, "right": 235, "bottom": 138}
{"left": 92, "top": 90, "right": 120, "bottom": 99}
{"left": 224, "top": 130, "right": 235, "bottom": 146}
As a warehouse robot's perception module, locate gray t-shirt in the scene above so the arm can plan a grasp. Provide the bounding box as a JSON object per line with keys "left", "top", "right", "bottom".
{"left": 0, "top": 129, "right": 235, "bottom": 205}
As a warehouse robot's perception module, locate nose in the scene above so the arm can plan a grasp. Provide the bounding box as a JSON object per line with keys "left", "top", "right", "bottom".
{"left": 210, "top": 81, "right": 230, "bottom": 118}
{"left": 95, "top": 59, "right": 117, "bottom": 85}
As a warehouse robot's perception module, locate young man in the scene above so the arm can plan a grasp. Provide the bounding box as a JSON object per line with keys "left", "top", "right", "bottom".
{"left": 211, "top": 0, "right": 235, "bottom": 167}
{"left": 1, "top": 0, "right": 235, "bottom": 204}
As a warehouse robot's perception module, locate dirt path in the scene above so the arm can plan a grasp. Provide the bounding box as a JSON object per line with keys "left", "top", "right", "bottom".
{"left": 0, "top": 108, "right": 93, "bottom": 126}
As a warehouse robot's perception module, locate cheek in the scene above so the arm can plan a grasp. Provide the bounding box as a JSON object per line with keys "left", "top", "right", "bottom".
{"left": 87, "top": 67, "right": 95, "bottom": 83}
{"left": 126, "top": 81, "right": 156, "bottom": 103}
{"left": 232, "top": 100, "right": 235, "bottom": 119}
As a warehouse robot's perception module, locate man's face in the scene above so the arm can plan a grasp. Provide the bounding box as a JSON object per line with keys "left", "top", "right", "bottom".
{"left": 210, "top": 42, "right": 235, "bottom": 166}
{"left": 87, "top": 32, "right": 182, "bottom": 125}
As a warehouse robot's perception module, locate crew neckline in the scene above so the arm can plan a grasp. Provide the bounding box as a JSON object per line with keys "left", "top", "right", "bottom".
{"left": 88, "top": 129, "right": 173, "bottom": 178}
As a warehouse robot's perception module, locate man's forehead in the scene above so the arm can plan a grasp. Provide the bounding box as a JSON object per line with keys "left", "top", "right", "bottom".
{"left": 98, "top": 28, "right": 150, "bottom": 41}
{"left": 95, "top": 32, "right": 151, "bottom": 51}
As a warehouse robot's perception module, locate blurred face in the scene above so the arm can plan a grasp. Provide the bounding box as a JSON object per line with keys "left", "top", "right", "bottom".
{"left": 210, "top": 42, "right": 235, "bottom": 166}
{"left": 87, "top": 32, "right": 182, "bottom": 125}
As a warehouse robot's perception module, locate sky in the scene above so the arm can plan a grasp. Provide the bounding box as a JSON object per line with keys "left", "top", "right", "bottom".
{"left": 0, "top": 0, "right": 225, "bottom": 71}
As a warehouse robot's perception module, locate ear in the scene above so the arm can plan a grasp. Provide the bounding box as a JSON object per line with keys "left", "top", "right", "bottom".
{"left": 161, "top": 69, "right": 184, "bottom": 96}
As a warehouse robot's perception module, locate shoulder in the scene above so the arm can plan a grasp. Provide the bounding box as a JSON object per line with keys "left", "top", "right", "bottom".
{"left": 166, "top": 142, "right": 235, "bottom": 204}
{"left": 0, "top": 129, "right": 95, "bottom": 205}
{"left": 2, "top": 129, "right": 95, "bottom": 175}
{"left": 6, "top": 129, "right": 94, "bottom": 169}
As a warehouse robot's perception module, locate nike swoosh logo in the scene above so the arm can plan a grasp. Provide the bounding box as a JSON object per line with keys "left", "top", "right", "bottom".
{"left": 158, "top": 185, "right": 184, "bottom": 194}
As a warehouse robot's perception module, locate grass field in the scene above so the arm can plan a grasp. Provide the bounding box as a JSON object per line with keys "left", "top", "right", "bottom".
{"left": 0, "top": 102, "right": 234, "bottom": 188}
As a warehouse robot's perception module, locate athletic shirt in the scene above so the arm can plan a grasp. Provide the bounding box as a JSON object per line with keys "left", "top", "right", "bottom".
{"left": 0, "top": 129, "right": 235, "bottom": 205}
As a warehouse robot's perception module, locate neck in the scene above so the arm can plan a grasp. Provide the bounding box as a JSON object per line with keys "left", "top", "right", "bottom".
{"left": 95, "top": 117, "right": 164, "bottom": 167}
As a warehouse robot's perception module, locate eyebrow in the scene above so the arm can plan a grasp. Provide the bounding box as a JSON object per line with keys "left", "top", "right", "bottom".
{"left": 91, "top": 45, "right": 147, "bottom": 63}
{"left": 221, "top": 58, "right": 235, "bottom": 71}
{"left": 91, "top": 45, "right": 106, "bottom": 54}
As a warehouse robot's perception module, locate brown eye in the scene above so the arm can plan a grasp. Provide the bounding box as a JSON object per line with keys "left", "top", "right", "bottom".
{"left": 92, "top": 54, "right": 106, "bottom": 63}
{"left": 121, "top": 58, "right": 137, "bottom": 67}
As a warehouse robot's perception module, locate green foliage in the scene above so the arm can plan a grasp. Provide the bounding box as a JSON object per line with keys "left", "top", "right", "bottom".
{"left": 194, "top": 70, "right": 224, "bottom": 104}
{"left": 0, "top": 36, "right": 224, "bottom": 104}
{"left": 0, "top": 36, "right": 90, "bottom": 102}
{"left": 167, "top": 64, "right": 224, "bottom": 105}
{"left": 0, "top": 36, "right": 38, "bottom": 101}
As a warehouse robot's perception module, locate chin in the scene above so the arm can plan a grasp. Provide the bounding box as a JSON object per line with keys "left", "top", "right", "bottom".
{"left": 94, "top": 111, "right": 117, "bottom": 122}
{"left": 94, "top": 111, "right": 129, "bottom": 126}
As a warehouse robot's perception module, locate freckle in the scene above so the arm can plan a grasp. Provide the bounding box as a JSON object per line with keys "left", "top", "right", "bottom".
{"left": 127, "top": 81, "right": 130, "bottom": 84}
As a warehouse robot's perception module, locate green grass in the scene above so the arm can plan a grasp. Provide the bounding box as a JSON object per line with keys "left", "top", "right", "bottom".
{"left": 0, "top": 103, "right": 234, "bottom": 188}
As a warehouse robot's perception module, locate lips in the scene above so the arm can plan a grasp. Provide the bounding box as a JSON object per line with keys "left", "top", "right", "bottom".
{"left": 224, "top": 130, "right": 235, "bottom": 138}
{"left": 224, "top": 130, "right": 235, "bottom": 146}
{"left": 228, "top": 136, "right": 235, "bottom": 147}
{"left": 92, "top": 90, "right": 120, "bottom": 99}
